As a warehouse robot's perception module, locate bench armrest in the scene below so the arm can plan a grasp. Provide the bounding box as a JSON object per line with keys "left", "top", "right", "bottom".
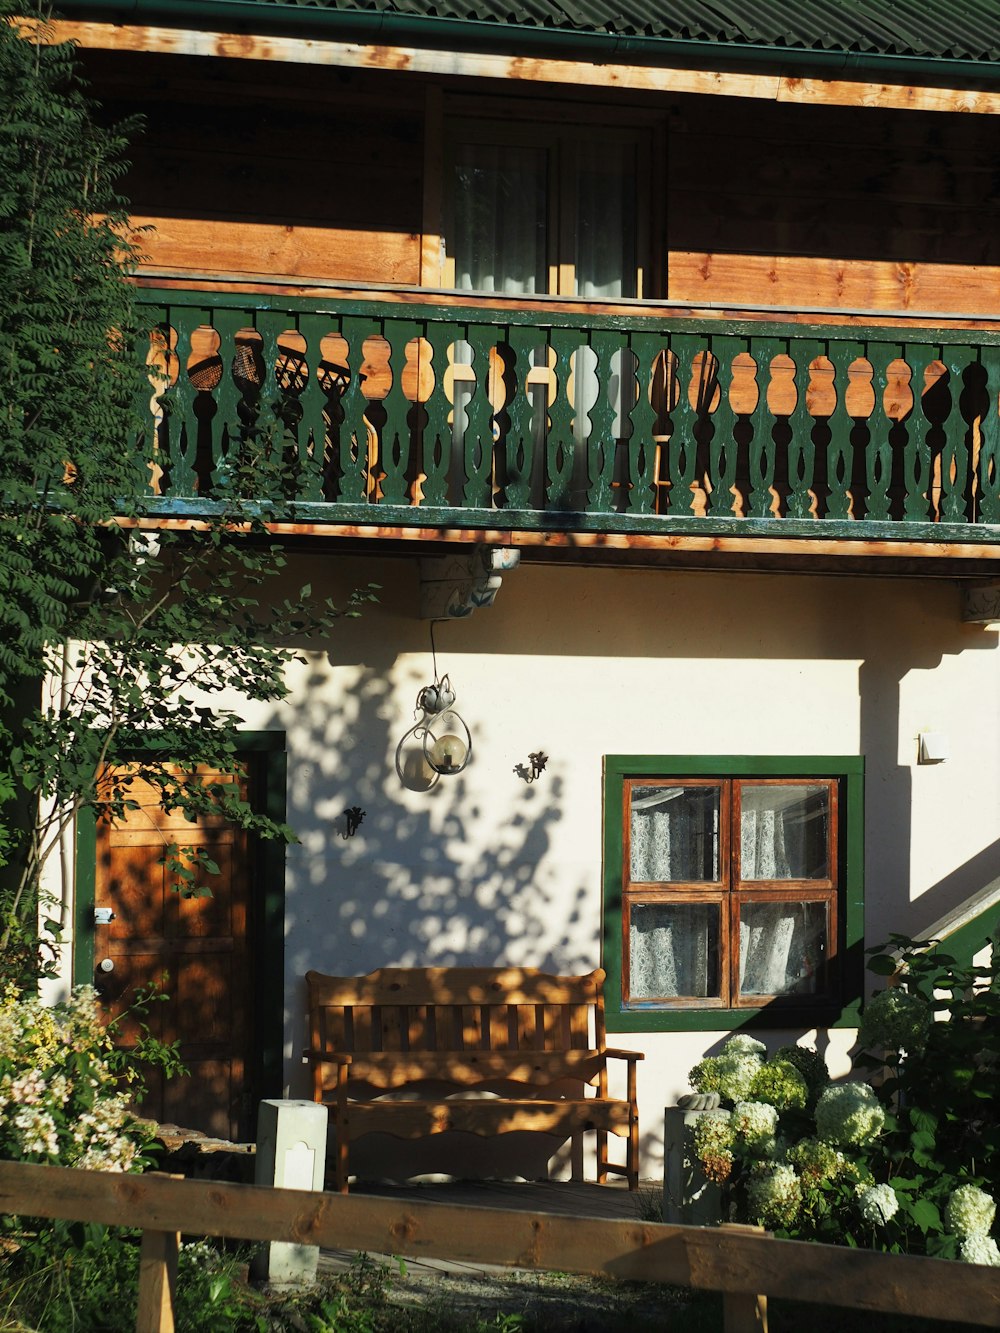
{"left": 604, "top": 1048, "right": 645, "bottom": 1062}
{"left": 302, "top": 1049, "right": 353, "bottom": 1067}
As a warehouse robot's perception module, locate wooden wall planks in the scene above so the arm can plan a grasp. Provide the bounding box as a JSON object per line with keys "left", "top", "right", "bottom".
{"left": 77, "top": 47, "right": 1000, "bottom": 317}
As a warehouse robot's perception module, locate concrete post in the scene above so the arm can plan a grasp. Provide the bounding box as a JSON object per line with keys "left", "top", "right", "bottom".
{"left": 662, "top": 1105, "right": 722, "bottom": 1226}
{"left": 251, "top": 1099, "right": 329, "bottom": 1287}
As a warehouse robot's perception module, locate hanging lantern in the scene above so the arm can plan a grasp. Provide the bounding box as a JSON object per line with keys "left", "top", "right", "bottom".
{"left": 415, "top": 675, "right": 472, "bottom": 776}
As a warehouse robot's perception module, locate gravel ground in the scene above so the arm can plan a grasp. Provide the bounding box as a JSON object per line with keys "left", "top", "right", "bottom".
{"left": 379, "top": 1262, "right": 703, "bottom": 1330}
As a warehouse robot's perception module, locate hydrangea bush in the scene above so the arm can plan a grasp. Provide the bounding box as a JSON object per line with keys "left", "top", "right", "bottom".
{"left": 0, "top": 984, "right": 154, "bottom": 1171}
{"left": 684, "top": 926, "right": 1000, "bottom": 1263}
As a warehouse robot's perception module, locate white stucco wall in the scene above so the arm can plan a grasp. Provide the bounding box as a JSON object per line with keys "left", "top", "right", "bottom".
{"left": 204, "top": 552, "right": 995, "bottom": 1179}
{"left": 56, "top": 552, "right": 1000, "bottom": 1177}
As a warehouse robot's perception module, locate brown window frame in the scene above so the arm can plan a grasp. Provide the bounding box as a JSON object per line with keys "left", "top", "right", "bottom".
{"left": 622, "top": 776, "right": 840, "bottom": 1011}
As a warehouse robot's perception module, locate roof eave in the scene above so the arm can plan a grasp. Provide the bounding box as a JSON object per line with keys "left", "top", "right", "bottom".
{"left": 55, "top": 0, "right": 1000, "bottom": 89}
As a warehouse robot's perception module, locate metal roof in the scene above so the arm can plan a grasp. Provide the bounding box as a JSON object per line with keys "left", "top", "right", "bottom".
{"left": 233, "top": 0, "right": 1000, "bottom": 64}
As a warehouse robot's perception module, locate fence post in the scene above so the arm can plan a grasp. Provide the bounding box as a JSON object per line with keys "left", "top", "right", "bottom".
{"left": 136, "top": 1228, "right": 179, "bottom": 1333}
{"left": 723, "top": 1291, "right": 768, "bottom": 1333}
{"left": 719, "top": 1224, "right": 768, "bottom": 1333}
{"left": 250, "top": 1099, "right": 329, "bottom": 1288}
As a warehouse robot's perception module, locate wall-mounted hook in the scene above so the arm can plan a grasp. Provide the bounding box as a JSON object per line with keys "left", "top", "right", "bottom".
{"left": 342, "top": 806, "right": 366, "bottom": 838}
{"left": 515, "top": 751, "right": 548, "bottom": 784}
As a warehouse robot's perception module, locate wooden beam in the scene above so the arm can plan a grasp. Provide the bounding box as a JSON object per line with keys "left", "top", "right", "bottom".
{"left": 116, "top": 515, "right": 1000, "bottom": 566}
{"left": 45, "top": 20, "right": 1000, "bottom": 117}
{"left": 1, "top": 1161, "right": 999, "bottom": 1326}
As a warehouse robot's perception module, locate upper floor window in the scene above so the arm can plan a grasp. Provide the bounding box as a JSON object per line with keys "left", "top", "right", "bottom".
{"left": 442, "top": 118, "right": 652, "bottom": 299}
{"left": 602, "top": 756, "right": 864, "bottom": 1031}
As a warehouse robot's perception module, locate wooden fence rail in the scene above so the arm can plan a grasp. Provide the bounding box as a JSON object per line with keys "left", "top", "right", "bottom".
{"left": 1, "top": 1160, "right": 999, "bottom": 1333}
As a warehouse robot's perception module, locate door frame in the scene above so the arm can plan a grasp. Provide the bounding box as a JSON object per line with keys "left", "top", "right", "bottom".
{"left": 74, "top": 730, "right": 288, "bottom": 1116}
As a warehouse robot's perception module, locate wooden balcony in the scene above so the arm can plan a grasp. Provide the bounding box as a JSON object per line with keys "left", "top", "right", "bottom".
{"left": 135, "top": 288, "right": 1000, "bottom": 563}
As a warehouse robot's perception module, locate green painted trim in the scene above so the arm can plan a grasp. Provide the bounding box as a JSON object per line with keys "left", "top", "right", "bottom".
{"left": 56, "top": 0, "right": 1000, "bottom": 89}
{"left": 929, "top": 909, "right": 1000, "bottom": 971}
{"left": 73, "top": 810, "right": 98, "bottom": 989}
{"left": 601, "top": 755, "right": 865, "bottom": 1033}
{"left": 253, "top": 741, "right": 288, "bottom": 1103}
{"left": 72, "top": 730, "right": 288, "bottom": 1104}
{"left": 135, "top": 496, "right": 1000, "bottom": 547}
{"left": 135, "top": 288, "right": 1000, "bottom": 348}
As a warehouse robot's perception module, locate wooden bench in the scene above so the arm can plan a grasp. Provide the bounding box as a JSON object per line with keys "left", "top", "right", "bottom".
{"left": 304, "top": 966, "right": 643, "bottom": 1194}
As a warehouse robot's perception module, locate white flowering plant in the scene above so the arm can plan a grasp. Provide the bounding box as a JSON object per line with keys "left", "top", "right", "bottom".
{"left": 0, "top": 984, "right": 158, "bottom": 1172}
{"left": 684, "top": 922, "right": 1000, "bottom": 1262}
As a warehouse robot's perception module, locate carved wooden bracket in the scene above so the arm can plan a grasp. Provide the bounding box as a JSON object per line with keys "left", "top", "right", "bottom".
{"left": 962, "top": 582, "right": 1000, "bottom": 624}
{"left": 419, "top": 547, "right": 520, "bottom": 619}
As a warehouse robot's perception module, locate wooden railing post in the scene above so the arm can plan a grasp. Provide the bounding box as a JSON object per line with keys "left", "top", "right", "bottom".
{"left": 723, "top": 1291, "right": 768, "bottom": 1333}
{"left": 136, "top": 1228, "right": 179, "bottom": 1333}
{"left": 719, "top": 1223, "right": 768, "bottom": 1333}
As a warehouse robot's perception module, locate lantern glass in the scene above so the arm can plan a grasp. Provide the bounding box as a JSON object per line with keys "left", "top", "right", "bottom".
{"left": 423, "top": 707, "right": 471, "bottom": 774}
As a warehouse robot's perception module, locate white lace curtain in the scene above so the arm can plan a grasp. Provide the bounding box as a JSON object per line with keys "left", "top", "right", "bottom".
{"left": 630, "top": 903, "right": 714, "bottom": 998}
{"left": 738, "top": 788, "right": 827, "bottom": 995}
{"left": 628, "top": 784, "right": 828, "bottom": 1000}
{"left": 738, "top": 902, "right": 826, "bottom": 996}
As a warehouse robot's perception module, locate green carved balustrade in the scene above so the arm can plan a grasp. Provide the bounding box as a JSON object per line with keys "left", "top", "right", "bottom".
{"left": 135, "top": 289, "right": 1000, "bottom": 540}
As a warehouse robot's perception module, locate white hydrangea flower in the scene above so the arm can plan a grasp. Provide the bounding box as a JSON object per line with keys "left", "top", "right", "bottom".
{"left": 857, "top": 1183, "right": 898, "bottom": 1225}
{"left": 732, "top": 1100, "right": 779, "bottom": 1154}
{"left": 690, "top": 1048, "right": 764, "bottom": 1104}
{"left": 858, "top": 986, "right": 931, "bottom": 1055}
{"left": 747, "top": 1162, "right": 802, "bottom": 1229}
{"left": 725, "top": 1034, "right": 767, "bottom": 1057}
{"left": 692, "top": 1109, "right": 736, "bottom": 1184}
{"left": 947, "top": 1185, "right": 997, "bottom": 1240}
{"left": 960, "top": 1235, "right": 1000, "bottom": 1266}
{"left": 815, "top": 1082, "right": 885, "bottom": 1147}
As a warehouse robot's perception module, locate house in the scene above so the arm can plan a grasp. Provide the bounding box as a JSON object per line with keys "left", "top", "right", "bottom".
{"left": 45, "top": 0, "right": 1000, "bottom": 1181}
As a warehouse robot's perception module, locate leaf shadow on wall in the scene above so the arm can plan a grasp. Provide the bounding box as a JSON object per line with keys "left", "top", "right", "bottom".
{"left": 269, "top": 651, "right": 637, "bottom": 1183}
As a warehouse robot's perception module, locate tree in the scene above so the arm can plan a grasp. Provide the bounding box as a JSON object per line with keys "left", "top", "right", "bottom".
{"left": 0, "top": 6, "right": 372, "bottom": 985}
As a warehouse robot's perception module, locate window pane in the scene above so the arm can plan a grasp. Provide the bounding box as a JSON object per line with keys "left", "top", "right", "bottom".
{"left": 451, "top": 143, "right": 547, "bottom": 294}
{"left": 630, "top": 785, "right": 721, "bottom": 882}
{"left": 738, "top": 900, "right": 828, "bottom": 996}
{"left": 573, "top": 149, "right": 637, "bottom": 299}
{"left": 629, "top": 901, "right": 720, "bottom": 999}
{"left": 740, "top": 784, "right": 830, "bottom": 880}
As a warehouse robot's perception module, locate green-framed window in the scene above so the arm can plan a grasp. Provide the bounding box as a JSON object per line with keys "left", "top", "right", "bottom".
{"left": 602, "top": 756, "right": 864, "bottom": 1032}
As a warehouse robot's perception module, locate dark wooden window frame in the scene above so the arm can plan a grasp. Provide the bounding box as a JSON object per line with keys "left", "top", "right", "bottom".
{"left": 434, "top": 95, "right": 663, "bottom": 300}
{"left": 602, "top": 755, "right": 865, "bottom": 1033}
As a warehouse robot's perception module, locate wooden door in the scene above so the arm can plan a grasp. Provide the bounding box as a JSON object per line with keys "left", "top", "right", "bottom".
{"left": 94, "top": 765, "right": 252, "bottom": 1141}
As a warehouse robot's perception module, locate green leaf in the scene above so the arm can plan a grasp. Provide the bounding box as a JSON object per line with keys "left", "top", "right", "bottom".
{"left": 907, "top": 1199, "right": 943, "bottom": 1234}
{"left": 867, "top": 954, "right": 898, "bottom": 976}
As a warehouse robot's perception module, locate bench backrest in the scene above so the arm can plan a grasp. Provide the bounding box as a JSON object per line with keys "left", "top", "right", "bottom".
{"left": 306, "top": 967, "right": 609, "bottom": 1093}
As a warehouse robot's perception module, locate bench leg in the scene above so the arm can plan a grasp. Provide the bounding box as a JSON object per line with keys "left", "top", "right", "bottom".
{"left": 627, "top": 1107, "right": 639, "bottom": 1190}
{"left": 334, "top": 1124, "right": 349, "bottom": 1194}
{"left": 596, "top": 1129, "right": 608, "bottom": 1185}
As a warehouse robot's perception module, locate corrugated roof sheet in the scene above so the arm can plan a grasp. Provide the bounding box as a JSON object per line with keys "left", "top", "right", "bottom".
{"left": 250, "top": 0, "right": 1000, "bottom": 65}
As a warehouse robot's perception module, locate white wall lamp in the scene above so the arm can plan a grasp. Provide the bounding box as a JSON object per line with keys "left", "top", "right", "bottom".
{"left": 918, "top": 732, "right": 950, "bottom": 764}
